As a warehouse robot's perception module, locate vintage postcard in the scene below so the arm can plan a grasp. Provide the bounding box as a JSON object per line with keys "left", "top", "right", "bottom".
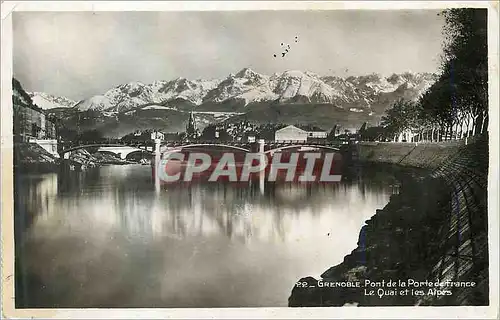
{"left": 1, "top": 1, "right": 498, "bottom": 319}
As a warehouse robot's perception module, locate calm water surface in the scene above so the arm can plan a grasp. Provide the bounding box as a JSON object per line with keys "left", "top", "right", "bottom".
{"left": 15, "top": 164, "right": 399, "bottom": 307}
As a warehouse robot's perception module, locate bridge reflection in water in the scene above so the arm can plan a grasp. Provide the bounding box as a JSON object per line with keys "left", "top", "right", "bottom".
{"left": 154, "top": 140, "right": 344, "bottom": 194}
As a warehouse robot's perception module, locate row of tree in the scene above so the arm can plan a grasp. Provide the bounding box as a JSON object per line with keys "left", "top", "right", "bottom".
{"left": 381, "top": 9, "right": 488, "bottom": 142}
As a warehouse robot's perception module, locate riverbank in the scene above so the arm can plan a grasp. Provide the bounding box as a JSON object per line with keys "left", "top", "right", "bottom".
{"left": 13, "top": 142, "right": 60, "bottom": 173}
{"left": 13, "top": 143, "right": 134, "bottom": 173}
{"left": 289, "top": 134, "right": 489, "bottom": 306}
{"left": 65, "top": 148, "right": 136, "bottom": 168}
{"left": 357, "top": 140, "right": 464, "bottom": 169}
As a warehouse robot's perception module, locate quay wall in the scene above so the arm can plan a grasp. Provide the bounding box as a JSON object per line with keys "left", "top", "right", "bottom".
{"left": 289, "top": 135, "right": 489, "bottom": 306}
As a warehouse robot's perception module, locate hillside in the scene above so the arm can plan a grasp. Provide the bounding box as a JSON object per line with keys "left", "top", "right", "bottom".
{"left": 225, "top": 102, "right": 378, "bottom": 131}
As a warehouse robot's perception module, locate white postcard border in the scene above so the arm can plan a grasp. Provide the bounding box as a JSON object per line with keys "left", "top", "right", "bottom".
{"left": 1, "top": 1, "right": 498, "bottom": 319}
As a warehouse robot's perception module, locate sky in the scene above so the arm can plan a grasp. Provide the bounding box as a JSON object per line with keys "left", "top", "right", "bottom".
{"left": 13, "top": 10, "right": 445, "bottom": 101}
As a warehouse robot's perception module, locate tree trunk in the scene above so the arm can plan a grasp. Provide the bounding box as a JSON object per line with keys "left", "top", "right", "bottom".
{"left": 480, "top": 110, "right": 488, "bottom": 134}
{"left": 459, "top": 117, "right": 464, "bottom": 139}
{"left": 464, "top": 114, "right": 470, "bottom": 138}
{"left": 472, "top": 114, "right": 479, "bottom": 136}
{"left": 463, "top": 115, "right": 469, "bottom": 138}
{"left": 469, "top": 113, "right": 475, "bottom": 137}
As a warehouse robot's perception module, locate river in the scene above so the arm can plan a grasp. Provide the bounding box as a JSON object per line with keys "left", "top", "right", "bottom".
{"left": 14, "top": 163, "right": 402, "bottom": 308}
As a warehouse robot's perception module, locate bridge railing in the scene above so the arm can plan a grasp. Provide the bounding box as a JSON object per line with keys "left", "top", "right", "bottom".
{"left": 59, "top": 139, "right": 343, "bottom": 153}
{"left": 160, "top": 139, "right": 342, "bottom": 146}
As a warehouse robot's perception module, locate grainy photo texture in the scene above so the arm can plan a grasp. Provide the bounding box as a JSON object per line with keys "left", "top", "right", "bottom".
{"left": 6, "top": 6, "right": 493, "bottom": 313}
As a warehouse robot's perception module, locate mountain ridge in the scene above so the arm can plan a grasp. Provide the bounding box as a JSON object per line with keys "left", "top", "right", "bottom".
{"left": 35, "top": 68, "right": 436, "bottom": 113}
{"left": 28, "top": 92, "right": 78, "bottom": 110}
{"left": 26, "top": 69, "right": 438, "bottom": 137}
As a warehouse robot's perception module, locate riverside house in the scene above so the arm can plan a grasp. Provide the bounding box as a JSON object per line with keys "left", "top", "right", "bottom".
{"left": 13, "top": 78, "right": 59, "bottom": 157}
{"left": 274, "top": 125, "right": 328, "bottom": 142}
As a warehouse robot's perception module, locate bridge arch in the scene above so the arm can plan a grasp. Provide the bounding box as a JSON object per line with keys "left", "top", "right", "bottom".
{"left": 97, "top": 150, "right": 123, "bottom": 157}
{"left": 59, "top": 143, "right": 153, "bottom": 159}
{"left": 125, "top": 149, "right": 154, "bottom": 160}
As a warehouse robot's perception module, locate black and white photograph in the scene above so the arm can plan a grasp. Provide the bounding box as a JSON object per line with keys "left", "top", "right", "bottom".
{"left": 1, "top": 1, "right": 498, "bottom": 319}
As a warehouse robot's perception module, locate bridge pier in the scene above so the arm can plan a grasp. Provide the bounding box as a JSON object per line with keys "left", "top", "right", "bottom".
{"left": 154, "top": 139, "right": 161, "bottom": 194}
{"left": 259, "top": 139, "right": 265, "bottom": 195}
{"left": 58, "top": 152, "right": 70, "bottom": 160}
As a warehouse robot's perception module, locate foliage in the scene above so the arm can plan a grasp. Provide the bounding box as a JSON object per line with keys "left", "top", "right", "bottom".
{"left": 360, "top": 126, "right": 387, "bottom": 141}
{"left": 378, "top": 8, "right": 488, "bottom": 140}
{"left": 420, "top": 9, "right": 488, "bottom": 132}
{"left": 381, "top": 99, "right": 422, "bottom": 136}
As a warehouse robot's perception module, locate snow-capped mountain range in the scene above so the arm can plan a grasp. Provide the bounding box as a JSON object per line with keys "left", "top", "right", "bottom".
{"left": 29, "top": 68, "right": 437, "bottom": 113}
{"left": 28, "top": 92, "right": 78, "bottom": 110}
